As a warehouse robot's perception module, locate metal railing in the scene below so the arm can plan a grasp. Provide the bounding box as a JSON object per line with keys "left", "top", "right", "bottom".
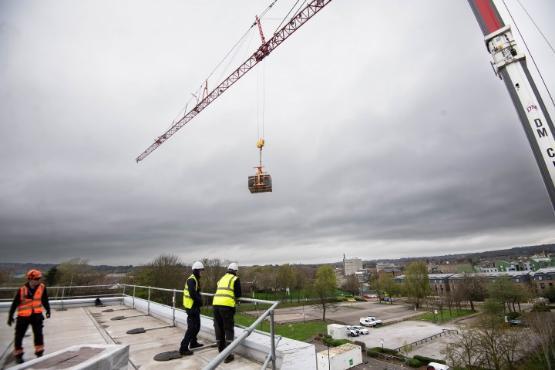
{"left": 1, "top": 284, "right": 280, "bottom": 370}
{"left": 395, "top": 328, "right": 459, "bottom": 352}
{"left": 122, "top": 284, "right": 279, "bottom": 370}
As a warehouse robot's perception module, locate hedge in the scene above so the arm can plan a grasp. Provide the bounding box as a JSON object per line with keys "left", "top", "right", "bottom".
{"left": 413, "top": 355, "right": 446, "bottom": 364}
{"left": 406, "top": 358, "right": 424, "bottom": 368}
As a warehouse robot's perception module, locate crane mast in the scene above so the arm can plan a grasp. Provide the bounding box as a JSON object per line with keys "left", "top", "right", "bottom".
{"left": 136, "top": 0, "right": 333, "bottom": 163}
{"left": 468, "top": 0, "right": 555, "bottom": 212}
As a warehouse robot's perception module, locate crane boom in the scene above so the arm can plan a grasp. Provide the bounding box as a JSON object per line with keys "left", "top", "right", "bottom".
{"left": 136, "top": 0, "right": 333, "bottom": 163}
{"left": 468, "top": 0, "right": 555, "bottom": 212}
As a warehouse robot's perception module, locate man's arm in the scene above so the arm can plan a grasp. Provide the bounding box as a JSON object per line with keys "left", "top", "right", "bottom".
{"left": 8, "top": 289, "right": 20, "bottom": 324}
{"left": 234, "top": 278, "right": 242, "bottom": 299}
{"left": 42, "top": 287, "right": 51, "bottom": 317}
{"left": 187, "top": 279, "right": 202, "bottom": 307}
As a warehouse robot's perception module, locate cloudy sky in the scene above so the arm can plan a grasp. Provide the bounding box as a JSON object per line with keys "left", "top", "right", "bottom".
{"left": 1, "top": 0, "right": 554, "bottom": 266}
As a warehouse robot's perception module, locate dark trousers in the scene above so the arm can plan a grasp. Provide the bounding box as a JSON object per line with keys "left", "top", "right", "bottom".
{"left": 213, "top": 306, "right": 235, "bottom": 353}
{"left": 180, "top": 309, "right": 201, "bottom": 351}
{"left": 14, "top": 314, "right": 44, "bottom": 356}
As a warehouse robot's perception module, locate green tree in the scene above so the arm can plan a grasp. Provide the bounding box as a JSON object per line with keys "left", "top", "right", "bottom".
{"left": 44, "top": 266, "right": 59, "bottom": 286}
{"left": 276, "top": 264, "right": 295, "bottom": 294}
{"left": 403, "top": 261, "right": 430, "bottom": 309}
{"left": 488, "top": 277, "right": 529, "bottom": 313}
{"left": 313, "top": 265, "right": 337, "bottom": 321}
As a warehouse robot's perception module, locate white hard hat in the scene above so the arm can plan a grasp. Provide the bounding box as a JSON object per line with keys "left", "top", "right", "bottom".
{"left": 192, "top": 261, "right": 204, "bottom": 270}
{"left": 227, "top": 262, "right": 238, "bottom": 271}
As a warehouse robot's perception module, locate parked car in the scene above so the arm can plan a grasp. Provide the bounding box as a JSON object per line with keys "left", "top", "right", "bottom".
{"left": 349, "top": 325, "right": 369, "bottom": 335}
{"left": 427, "top": 362, "right": 450, "bottom": 370}
{"left": 345, "top": 327, "right": 359, "bottom": 337}
{"left": 359, "top": 316, "right": 383, "bottom": 327}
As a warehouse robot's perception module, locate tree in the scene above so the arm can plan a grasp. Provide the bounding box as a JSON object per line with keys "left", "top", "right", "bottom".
{"left": 341, "top": 274, "right": 359, "bottom": 296}
{"left": 199, "top": 258, "right": 227, "bottom": 293}
{"left": 56, "top": 258, "right": 104, "bottom": 285}
{"left": 313, "top": 265, "right": 336, "bottom": 321}
{"left": 403, "top": 261, "right": 430, "bottom": 309}
{"left": 488, "top": 277, "right": 529, "bottom": 313}
{"left": 276, "top": 264, "right": 295, "bottom": 295}
{"left": 44, "top": 266, "right": 59, "bottom": 286}
{"left": 526, "top": 312, "right": 555, "bottom": 370}
{"left": 457, "top": 274, "right": 487, "bottom": 311}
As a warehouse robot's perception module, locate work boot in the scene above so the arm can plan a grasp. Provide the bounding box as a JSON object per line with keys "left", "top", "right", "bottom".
{"left": 224, "top": 354, "right": 234, "bottom": 363}
{"left": 15, "top": 354, "right": 24, "bottom": 364}
{"left": 35, "top": 351, "right": 44, "bottom": 358}
{"left": 190, "top": 342, "right": 204, "bottom": 349}
{"left": 179, "top": 349, "right": 194, "bottom": 356}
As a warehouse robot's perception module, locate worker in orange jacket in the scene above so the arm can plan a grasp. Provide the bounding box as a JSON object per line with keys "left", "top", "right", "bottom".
{"left": 7, "top": 269, "right": 51, "bottom": 364}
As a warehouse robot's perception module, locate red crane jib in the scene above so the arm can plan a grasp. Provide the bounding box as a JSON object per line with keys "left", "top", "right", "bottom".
{"left": 136, "top": 0, "right": 333, "bottom": 163}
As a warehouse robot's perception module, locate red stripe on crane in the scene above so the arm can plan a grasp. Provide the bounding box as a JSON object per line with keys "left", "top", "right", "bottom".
{"left": 475, "top": 0, "right": 503, "bottom": 33}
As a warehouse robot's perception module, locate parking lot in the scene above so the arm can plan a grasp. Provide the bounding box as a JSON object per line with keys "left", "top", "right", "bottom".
{"left": 265, "top": 301, "right": 421, "bottom": 325}
{"left": 352, "top": 320, "right": 458, "bottom": 351}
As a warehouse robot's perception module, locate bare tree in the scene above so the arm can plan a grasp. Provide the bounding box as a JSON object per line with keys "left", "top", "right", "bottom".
{"left": 443, "top": 329, "right": 483, "bottom": 369}
{"left": 200, "top": 258, "right": 227, "bottom": 293}
{"left": 341, "top": 274, "right": 359, "bottom": 296}
{"left": 457, "top": 274, "right": 487, "bottom": 312}
{"left": 526, "top": 312, "right": 555, "bottom": 370}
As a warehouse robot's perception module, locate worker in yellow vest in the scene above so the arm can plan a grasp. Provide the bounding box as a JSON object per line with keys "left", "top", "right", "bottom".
{"left": 179, "top": 261, "right": 205, "bottom": 356}
{"left": 7, "top": 269, "right": 51, "bottom": 364}
{"left": 212, "top": 262, "right": 242, "bottom": 363}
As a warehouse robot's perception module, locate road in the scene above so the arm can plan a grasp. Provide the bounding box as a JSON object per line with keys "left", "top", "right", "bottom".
{"left": 256, "top": 301, "right": 422, "bottom": 325}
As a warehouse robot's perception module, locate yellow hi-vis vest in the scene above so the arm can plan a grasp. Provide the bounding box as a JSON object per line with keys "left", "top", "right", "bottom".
{"left": 183, "top": 274, "right": 199, "bottom": 309}
{"left": 212, "top": 273, "right": 237, "bottom": 307}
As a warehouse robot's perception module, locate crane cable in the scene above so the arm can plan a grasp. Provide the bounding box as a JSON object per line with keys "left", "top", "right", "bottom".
{"left": 501, "top": 0, "right": 555, "bottom": 112}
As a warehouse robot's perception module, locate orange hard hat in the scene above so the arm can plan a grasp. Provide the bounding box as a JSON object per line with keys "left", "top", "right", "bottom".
{"left": 26, "top": 269, "right": 42, "bottom": 280}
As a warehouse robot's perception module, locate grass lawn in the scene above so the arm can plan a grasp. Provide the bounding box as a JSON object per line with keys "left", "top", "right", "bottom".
{"left": 416, "top": 309, "right": 473, "bottom": 323}
{"left": 201, "top": 308, "right": 327, "bottom": 341}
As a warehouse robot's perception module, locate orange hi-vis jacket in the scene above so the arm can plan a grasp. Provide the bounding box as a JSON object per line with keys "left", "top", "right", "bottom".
{"left": 17, "top": 283, "right": 45, "bottom": 317}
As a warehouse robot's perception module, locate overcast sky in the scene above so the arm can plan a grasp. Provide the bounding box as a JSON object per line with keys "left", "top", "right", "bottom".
{"left": 1, "top": 0, "right": 554, "bottom": 266}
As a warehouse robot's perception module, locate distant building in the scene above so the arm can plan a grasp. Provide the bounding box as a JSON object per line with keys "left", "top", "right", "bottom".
{"left": 343, "top": 255, "right": 362, "bottom": 276}
{"left": 530, "top": 267, "right": 555, "bottom": 294}
{"left": 376, "top": 262, "right": 401, "bottom": 277}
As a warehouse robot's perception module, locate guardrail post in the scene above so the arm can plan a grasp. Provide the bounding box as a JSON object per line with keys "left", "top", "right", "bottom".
{"left": 172, "top": 290, "right": 176, "bottom": 326}
{"left": 60, "top": 287, "right": 66, "bottom": 311}
{"left": 270, "top": 310, "right": 276, "bottom": 370}
{"left": 132, "top": 285, "right": 136, "bottom": 308}
{"left": 147, "top": 287, "right": 151, "bottom": 316}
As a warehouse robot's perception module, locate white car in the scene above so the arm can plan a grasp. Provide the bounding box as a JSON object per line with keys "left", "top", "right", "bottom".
{"left": 427, "top": 362, "right": 450, "bottom": 370}
{"left": 345, "top": 327, "right": 359, "bottom": 337}
{"left": 349, "top": 326, "right": 369, "bottom": 335}
{"left": 359, "top": 316, "right": 383, "bottom": 327}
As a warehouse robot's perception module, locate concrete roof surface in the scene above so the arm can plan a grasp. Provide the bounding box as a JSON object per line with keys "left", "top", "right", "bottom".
{"left": 1, "top": 305, "right": 259, "bottom": 369}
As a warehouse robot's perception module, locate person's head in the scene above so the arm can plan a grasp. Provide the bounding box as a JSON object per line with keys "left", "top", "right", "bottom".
{"left": 26, "top": 269, "right": 42, "bottom": 288}
{"left": 227, "top": 262, "right": 238, "bottom": 275}
{"left": 192, "top": 261, "right": 204, "bottom": 276}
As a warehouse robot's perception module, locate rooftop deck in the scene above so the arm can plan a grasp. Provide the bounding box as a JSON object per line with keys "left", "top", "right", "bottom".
{"left": 0, "top": 305, "right": 259, "bottom": 369}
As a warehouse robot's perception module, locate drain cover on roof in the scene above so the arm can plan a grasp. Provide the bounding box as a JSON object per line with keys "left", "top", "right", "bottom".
{"left": 111, "top": 316, "right": 126, "bottom": 321}
{"left": 127, "top": 327, "right": 146, "bottom": 334}
{"left": 153, "top": 350, "right": 182, "bottom": 361}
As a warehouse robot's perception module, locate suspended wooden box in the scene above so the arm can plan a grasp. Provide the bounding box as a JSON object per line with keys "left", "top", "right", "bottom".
{"left": 248, "top": 174, "right": 272, "bottom": 193}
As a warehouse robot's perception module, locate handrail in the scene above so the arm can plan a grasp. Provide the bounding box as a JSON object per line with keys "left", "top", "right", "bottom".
{"left": 1, "top": 283, "right": 280, "bottom": 369}
{"left": 203, "top": 300, "right": 280, "bottom": 370}
{"left": 395, "top": 328, "right": 459, "bottom": 352}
